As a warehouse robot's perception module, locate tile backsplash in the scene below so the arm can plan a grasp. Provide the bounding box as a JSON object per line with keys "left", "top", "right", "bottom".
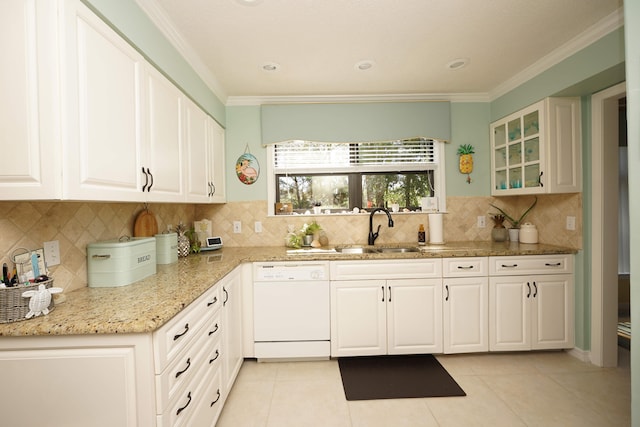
{"left": 0, "top": 193, "right": 581, "bottom": 292}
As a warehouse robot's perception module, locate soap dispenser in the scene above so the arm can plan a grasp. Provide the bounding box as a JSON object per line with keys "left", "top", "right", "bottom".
{"left": 418, "top": 224, "right": 426, "bottom": 245}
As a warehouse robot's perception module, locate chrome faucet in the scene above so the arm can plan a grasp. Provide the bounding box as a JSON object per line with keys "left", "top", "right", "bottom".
{"left": 368, "top": 207, "right": 394, "bottom": 245}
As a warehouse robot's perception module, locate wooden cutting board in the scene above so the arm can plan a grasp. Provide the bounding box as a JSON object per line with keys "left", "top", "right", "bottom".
{"left": 133, "top": 208, "right": 158, "bottom": 237}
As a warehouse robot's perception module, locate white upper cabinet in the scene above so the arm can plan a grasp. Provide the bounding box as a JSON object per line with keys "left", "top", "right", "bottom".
{"left": 184, "top": 97, "right": 211, "bottom": 203}
{"left": 490, "top": 97, "right": 581, "bottom": 195}
{"left": 62, "top": 0, "right": 146, "bottom": 201}
{"left": 0, "top": 0, "right": 61, "bottom": 200}
{"left": 0, "top": 0, "right": 225, "bottom": 203}
{"left": 209, "top": 118, "right": 226, "bottom": 203}
{"left": 143, "top": 67, "right": 184, "bottom": 202}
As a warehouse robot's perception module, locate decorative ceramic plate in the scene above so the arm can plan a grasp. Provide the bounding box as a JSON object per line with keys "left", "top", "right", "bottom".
{"left": 236, "top": 153, "right": 260, "bottom": 185}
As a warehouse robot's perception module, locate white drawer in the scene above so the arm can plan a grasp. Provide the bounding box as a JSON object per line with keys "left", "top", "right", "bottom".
{"left": 153, "top": 284, "right": 221, "bottom": 373}
{"left": 187, "top": 369, "right": 224, "bottom": 427}
{"left": 442, "top": 257, "right": 488, "bottom": 277}
{"left": 330, "top": 259, "right": 442, "bottom": 280}
{"left": 155, "top": 311, "right": 222, "bottom": 410}
{"left": 157, "top": 338, "right": 223, "bottom": 427}
{"left": 489, "top": 254, "right": 573, "bottom": 276}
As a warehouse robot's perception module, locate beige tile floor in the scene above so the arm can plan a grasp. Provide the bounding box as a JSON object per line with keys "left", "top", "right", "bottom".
{"left": 217, "top": 349, "right": 631, "bottom": 427}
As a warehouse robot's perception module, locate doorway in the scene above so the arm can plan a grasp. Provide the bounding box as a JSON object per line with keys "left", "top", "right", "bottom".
{"left": 591, "top": 82, "right": 627, "bottom": 367}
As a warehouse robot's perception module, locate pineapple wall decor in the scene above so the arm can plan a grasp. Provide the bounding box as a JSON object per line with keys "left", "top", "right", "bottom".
{"left": 457, "top": 144, "right": 475, "bottom": 184}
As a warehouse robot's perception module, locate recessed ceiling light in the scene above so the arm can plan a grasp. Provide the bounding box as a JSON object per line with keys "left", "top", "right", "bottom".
{"left": 236, "top": 0, "right": 263, "bottom": 6}
{"left": 355, "top": 60, "right": 375, "bottom": 71}
{"left": 262, "top": 62, "right": 280, "bottom": 71}
{"left": 446, "top": 58, "right": 469, "bottom": 70}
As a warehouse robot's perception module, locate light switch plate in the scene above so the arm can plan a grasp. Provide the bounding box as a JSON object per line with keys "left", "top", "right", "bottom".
{"left": 43, "top": 240, "right": 61, "bottom": 266}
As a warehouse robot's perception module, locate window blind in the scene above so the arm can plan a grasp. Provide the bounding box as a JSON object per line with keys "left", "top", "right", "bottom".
{"left": 273, "top": 138, "right": 438, "bottom": 173}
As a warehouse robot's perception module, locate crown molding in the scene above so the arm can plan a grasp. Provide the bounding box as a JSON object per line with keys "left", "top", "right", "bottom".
{"left": 488, "top": 7, "right": 624, "bottom": 101}
{"left": 135, "top": 0, "right": 228, "bottom": 102}
{"left": 226, "top": 92, "right": 491, "bottom": 106}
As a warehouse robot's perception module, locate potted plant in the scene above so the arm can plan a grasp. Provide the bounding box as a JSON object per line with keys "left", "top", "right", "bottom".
{"left": 489, "top": 197, "right": 537, "bottom": 241}
{"left": 301, "top": 221, "right": 322, "bottom": 246}
{"left": 490, "top": 214, "right": 509, "bottom": 242}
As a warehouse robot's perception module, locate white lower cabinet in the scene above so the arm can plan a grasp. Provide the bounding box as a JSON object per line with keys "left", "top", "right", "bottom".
{"left": 0, "top": 334, "right": 156, "bottom": 427}
{"left": 221, "top": 266, "right": 244, "bottom": 395}
{"left": 330, "top": 259, "right": 443, "bottom": 357}
{"left": 489, "top": 255, "right": 574, "bottom": 351}
{"left": 442, "top": 258, "right": 489, "bottom": 354}
{"left": 0, "top": 266, "right": 243, "bottom": 427}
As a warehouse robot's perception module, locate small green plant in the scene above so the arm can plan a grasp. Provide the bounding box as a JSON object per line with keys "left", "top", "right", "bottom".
{"left": 302, "top": 221, "right": 322, "bottom": 235}
{"left": 490, "top": 197, "right": 537, "bottom": 228}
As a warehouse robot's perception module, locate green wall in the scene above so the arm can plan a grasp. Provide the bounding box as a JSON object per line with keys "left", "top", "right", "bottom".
{"left": 448, "top": 103, "right": 491, "bottom": 197}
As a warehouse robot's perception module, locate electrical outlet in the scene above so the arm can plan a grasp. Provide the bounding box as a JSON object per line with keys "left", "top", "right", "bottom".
{"left": 233, "top": 221, "right": 242, "bottom": 233}
{"left": 566, "top": 216, "right": 576, "bottom": 231}
{"left": 477, "top": 216, "right": 486, "bottom": 228}
{"left": 254, "top": 221, "right": 262, "bottom": 233}
{"left": 43, "top": 240, "right": 61, "bottom": 266}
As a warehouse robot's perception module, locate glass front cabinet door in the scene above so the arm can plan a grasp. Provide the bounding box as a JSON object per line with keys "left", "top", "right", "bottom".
{"left": 490, "top": 97, "right": 581, "bottom": 196}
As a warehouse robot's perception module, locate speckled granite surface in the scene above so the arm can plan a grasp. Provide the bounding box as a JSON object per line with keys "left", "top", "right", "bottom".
{"left": 0, "top": 242, "right": 576, "bottom": 337}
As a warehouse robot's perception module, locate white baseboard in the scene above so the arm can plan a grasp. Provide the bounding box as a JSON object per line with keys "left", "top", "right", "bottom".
{"left": 567, "top": 347, "right": 591, "bottom": 363}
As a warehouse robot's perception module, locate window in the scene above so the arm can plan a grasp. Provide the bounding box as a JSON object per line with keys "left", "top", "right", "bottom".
{"left": 268, "top": 138, "right": 446, "bottom": 215}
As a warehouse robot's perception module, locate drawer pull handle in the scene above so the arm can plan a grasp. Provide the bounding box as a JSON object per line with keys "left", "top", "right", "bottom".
{"left": 445, "top": 285, "right": 449, "bottom": 301}
{"left": 501, "top": 264, "right": 518, "bottom": 268}
{"left": 457, "top": 265, "right": 474, "bottom": 270}
{"left": 175, "top": 358, "right": 191, "bottom": 378}
{"left": 141, "top": 167, "right": 148, "bottom": 192}
{"left": 176, "top": 391, "right": 192, "bottom": 416}
{"left": 209, "top": 323, "right": 219, "bottom": 336}
{"left": 173, "top": 323, "right": 189, "bottom": 341}
{"left": 210, "top": 389, "right": 221, "bottom": 407}
{"left": 526, "top": 282, "right": 531, "bottom": 298}
{"left": 91, "top": 254, "right": 111, "bottom": 260}
{"left": 209, "top": 349, "right": 220, "bottom": 364}
{"left": 207, "top": 296, "right": 218, "bottom": 307}
{"left": 544, "top": 262, "right": 562, "bottom": 267}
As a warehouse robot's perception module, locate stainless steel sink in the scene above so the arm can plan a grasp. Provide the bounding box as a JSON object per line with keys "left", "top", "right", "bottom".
{"left": 334, "top": 246, "right": 420, "bottom": 254}
{"left": 334, "top": 247, "right": 378, "bottom": 254}
{"left": 376, "top": 247, "right": 420, "bottom": 253}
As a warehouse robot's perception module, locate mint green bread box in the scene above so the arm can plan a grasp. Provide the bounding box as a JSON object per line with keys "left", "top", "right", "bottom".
{"left": 87, "top": 237, "right": 156, "bottom": 287}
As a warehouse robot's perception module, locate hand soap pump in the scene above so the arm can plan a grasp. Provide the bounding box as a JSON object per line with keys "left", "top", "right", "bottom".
{"left": 418, "top": 224, "right": 426, "bottom": 245}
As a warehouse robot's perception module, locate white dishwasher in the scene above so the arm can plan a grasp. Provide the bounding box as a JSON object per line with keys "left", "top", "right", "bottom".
{"left": 253, "top": 261, "right": 330, "bottom": 360}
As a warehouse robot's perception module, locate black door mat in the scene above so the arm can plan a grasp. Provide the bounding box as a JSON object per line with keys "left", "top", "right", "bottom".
{"left": 338, "top": 354, "right": 466, "bottom": 401}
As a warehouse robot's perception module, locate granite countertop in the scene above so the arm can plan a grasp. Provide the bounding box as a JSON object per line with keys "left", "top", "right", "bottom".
{"left": 0, "top": 242, "right": 576, "bottom": 337}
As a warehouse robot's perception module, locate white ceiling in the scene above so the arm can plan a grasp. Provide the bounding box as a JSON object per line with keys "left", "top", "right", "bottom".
{"left": 138, "top": 0, "right": 623, "bottom": 103}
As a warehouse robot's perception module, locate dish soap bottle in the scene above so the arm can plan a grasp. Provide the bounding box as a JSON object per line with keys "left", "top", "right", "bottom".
{"left": 418, "top": 224, "right": 426, "bottom": 245}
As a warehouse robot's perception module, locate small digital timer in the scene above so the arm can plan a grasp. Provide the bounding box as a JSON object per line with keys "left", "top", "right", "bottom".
{"left": 202, "top": 236, "right": 223, "bottom": 251}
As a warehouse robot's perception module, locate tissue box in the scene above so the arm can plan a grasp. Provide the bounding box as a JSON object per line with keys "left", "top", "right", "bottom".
{"left": 87, "top": 237, "right": 156, "bottom": 287}
{"left": 155, "top": 233, "right": 178, "bottom": 264}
